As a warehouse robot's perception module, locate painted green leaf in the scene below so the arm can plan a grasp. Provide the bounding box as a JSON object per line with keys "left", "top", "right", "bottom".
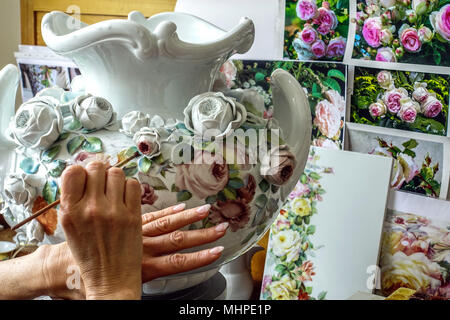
{"left": 20, "top": 157, "right": 40, "bottom": 174}
{"left": 323, "top": 77, "right": 341, "bottom": 94}
{"left": 138, "top": 157, "right": 152, "bottom": 174}
{"left": 82, "top": 137, "right": 103, "bottom": 153}
{"left": 312, "top": 83, "right": 322, "bottom": 98}
{"left": 43, "top": 180, "right": 59, "bottom": 204}
{"left": 177, "top": 190, "right": 192, "bottom": 202}
{"left": 223, "top": 187, "right": 237, "bottom": 200}
{"left": 255, "top": 72, "right": 265, "bottom": 82}
{"left": 318, "top": 291, "right": 327, "bottom": 300}
{"left": 255, "top": 194, "right": 268, "bottom": 208}
{"left": 67, "top": 136, "right": 85, "bottom": 155}
{"left": 171, "top": 184, "right": 180, "bottom": 193}
{"left": 229, "top": 169, "right": 240, "bottom": 179}
{"left": 227, "top": 178, "right": 245, "bottom": 190}
{"left": 306, "top": 225, "right": 316, "bottom": 235}
{"left": 48, "top": 160, "right": 67, "bottom": 178}
{"left": 251, "top": 206, "right": 267, "bottom": 227}
{"left": 402, "top": 139, "right": 418, "bottom": 150}
{"left": 327, "top": 69, "right": 346, "bottom": 82}
{"left": 205, "top": 195, "right": 217, "bottom": 204}
{"left": 42, "top": 145, "right": 61, "bottom": 163}
{"left": 145, "top": 176, "right": 168, "bottom": 191}
{"left": 122, "top": 162, "right": 138, "bottom": 177}
{"left": 271, "top": 185, "right": 280, "bottom": 194}
{"left": 258, "top": 179, "right": 270, "bottom": 192}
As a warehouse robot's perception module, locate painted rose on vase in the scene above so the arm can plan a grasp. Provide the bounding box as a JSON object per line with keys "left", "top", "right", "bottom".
{"left": 354, "top": 0, "right": 450, "bottom": 66}
{"left": 223, "top": 60, "right": 346, "bottom": 149}
{"left": 351, "top": 67, "right": 449, "bottom": 136}
{"left": 285, "top": 0, "right": 350, "bottom": 61}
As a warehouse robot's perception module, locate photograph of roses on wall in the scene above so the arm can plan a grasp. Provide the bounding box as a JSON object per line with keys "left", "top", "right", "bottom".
{"left": 351, "top": 67, "right": 449, "bottom": 136}
{"left": 226, "top": 60, "right": 346, "bottom": 149}
{"left": 347, "top": 125, "right": 444, "bottom": 198}
{"left": 285, "top": 0, "right": 349, "bottom": 61}
{"left": 353, "top": 0, "right": 450, "bottom": 66}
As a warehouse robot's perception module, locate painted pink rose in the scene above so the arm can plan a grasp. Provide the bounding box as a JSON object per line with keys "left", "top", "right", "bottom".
{"left": 316, "top": 5, "right": 338, "bottom": 35}
{"left": 175, "top": 151, "right": 229, "bottom": 199}
{"left": 312, "top": 137, "right": 340, "bottom": 150}
{"left": 141, "top": 183, "right": 158, "bottom": 205}
{"left": 377, "top": 71, "right": 393, "bottom": 89}
{"left": 260, "top": 146, "right": 297, "bottom": 186}
{"left": 369, "top": 101, "right": 387, "bottom": 118}
{"left": 209, "top": 199, "right": 251, "bottom": 232}
{"left": 296, "top": 0, "right": 319, "bottom": 21}
{"left": 237, "top": 174, "right": 256, "bottom": 203}
{"left": 398, "top": 100, "right": 419, "bottom": 123}
{"left": 376, "top": 47, "right": 397, "bottom": 62}
{"left": 430, "top": 4, "right": 450, "bottom": 41}
{"left": 288, "top": 181, "right": 311, "bottom": 200}
{"left": 311, "top": 40, "right": 326, "bottom": 58}
{"left": 326, "top": 37, "right": 346, "bottom": 58}
{"left": 400, "top": 27, "right": 422, "bottom": 53}
{"left": 313, "top": 99, "right": 341, "bottom": 139}
{"left": 362, "top": 17, "right": 383, "bottom": 48}
{"left": 383, "top": 88, "right": 408, "bottom": 114}
{"left": 325, "top": 89, "right": 345, "bottom": 116}
{"left": 418, "top": 26, "right": 433, "bottom": 43}
{"left": 421, "top": 96, "right": 443, "bottom": 118}
{"left": 300, "top": 25, "right": 318, "bottom": 45}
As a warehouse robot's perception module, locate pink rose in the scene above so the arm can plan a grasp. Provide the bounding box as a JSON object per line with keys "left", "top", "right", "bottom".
{"left": 362, "top": 17, "right": 383, "bottom": 48}
{"left": 383, "top": 88, "right": 408, "bottom": 114}
{"left": 324, "top": 89, "right": 345, "bottom": 116}
{"left": 175, "top": 151, "right": 229, "bottom": 199}
{"left": 369, "top": 101, "right": 387, "bottom": 118}
{"left": 260, "top": 146, "right": 297, "bottom": 186}
{"left": 296, "top": 0, "right": 318, "bottom": 21}
{"left": 288, "top": 181, "right": 311, "bottom": 200}
{"left": 412, "top": 83, "right": 429, "bottom": 104}
{"left": 326, "top": 37, "right": 346, "bottom": 58}
{"left": 209, "top": 199, "right": 251, "bottom": 232}
{"left": 141, "top": 183, "right": 158, "bottom": 205}
{"left": 311, "top": 40, "right": 326, "bottom": 58}
{"left": 400, "top": 26, "right": 422, "bottom": 53}
{"left": 398, "top": 99, "right": 419, "bottom": 123}
{"left": 421, "top": 96, "right": 443, "bottom": 118}
{"left": 313, "top": 99, "right": 341, "bottom": 139}
{"left": 377, "top": 71, "right": 393, "bottom": 89}
{"left": 418, "top": 26, "right": 433, "bottom": 43}
{"left": 214, "top": 60, "right": 237, "bottom": 91}
{"left": 376, "top": 47, "right": 397, "bottom": 62}
{"left": 300, "top": 25, "right": 318, "bottom": 45}
{"left": 312, "top": 137, "right": 340, "bottom": 150}
{"left": 430, "top": 4, "right": 450, "bottom": 41}
{"left": 316, "top": 5, "right": 338, "bottom": 35}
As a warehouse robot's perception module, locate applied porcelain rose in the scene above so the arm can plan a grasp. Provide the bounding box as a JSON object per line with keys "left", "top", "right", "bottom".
{"left": 41, "top": 11, "right": 255, "bottom": 119}
{"left": 0, "top": 64, "right": 19, "bottom": 147}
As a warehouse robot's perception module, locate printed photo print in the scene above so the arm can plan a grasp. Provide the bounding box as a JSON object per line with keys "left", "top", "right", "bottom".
{"left": 347, "top": 124, "right": 445, "bottom": 198}
{"left": 284, "top": 0, "right": 350, "bottom": 61}
{"left": 220, "top": 60, "right": 347, "bottom": 149}
{"left": 351, "top": 66, "right": 449, "bottom": 136}
{"left": 353, "top": 0, "right": 450, "bottom": 67}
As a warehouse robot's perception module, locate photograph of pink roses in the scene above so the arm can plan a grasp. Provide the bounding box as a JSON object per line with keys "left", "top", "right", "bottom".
{"left": 354, "top": 0, "right": 450, "bottom": 66}
{"left": 285, "top": 0, "right": 349, "bottom": 61}
{"left": 379, "top": 210, "right": 450, "bottom": 299}
{"left": 229, "top": 60, "right": 346, "bottom": 149}
{"left": 351, "top": 67, "right": 449, "bottom": 136}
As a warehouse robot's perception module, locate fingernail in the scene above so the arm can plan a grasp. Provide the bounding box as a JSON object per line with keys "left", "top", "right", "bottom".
{"left": 215, "top": 222, "right": 229, "bottom": 232}
{"left": 196, "top": 204, "right": 211, "bottom": 215}
{"left": 209, "top": 246, "right": 224, "bottom": 255}
{"left": 173, "top": 203, "right": 186, "bottom": 212}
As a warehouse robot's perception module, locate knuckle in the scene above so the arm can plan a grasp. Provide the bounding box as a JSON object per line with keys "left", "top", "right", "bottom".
{"left": 169, "top": 231, "right": 184, "bottom": 248}
{"left": 142, "top": 213, "right": 155, "bottom": 225}
{"left": 127, "top": 178, "right": 141, "bottom": 191}
{"left": 154, "top": 217, "right": 170, "bottom": 233}
{"left": 108, "top": 167, "right": 125, "bottom": 180}
{"left": 86, "top": 161, "right": 106, "bottom": 172}
{"left": 62, "top": 165, "right": 85, "bottom": 180}
{"left": 167, "top": 253, "right": 187, "bottom": 268}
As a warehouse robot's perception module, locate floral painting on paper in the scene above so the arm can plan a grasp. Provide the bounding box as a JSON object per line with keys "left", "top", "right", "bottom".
{"left": 222, "top": 60, "right": 346, "bottom": 149}
{"left": 353, "top": 1, "right": 450, "bottom": 66}
{"left": 284, "top": 0, "right": 349, "bottom": 61}
{"left": 351, "top": 67, "right": 449, "bottom": 136}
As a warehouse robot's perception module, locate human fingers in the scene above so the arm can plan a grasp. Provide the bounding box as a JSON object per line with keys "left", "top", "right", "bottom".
{"left": 142, "top": 247, "right": 224, "bottom": 282}
{"left": 124, "top": 178, "right": 142, "bottom": 214}
{"left": 142, "top": 204, "right": 211, "bottom": 237}
{"left": 60, "top": 165, "right": 87, "bottom": 205}
{"left": 143, "top": 222, "right": 228, "bottom": 255}
{"left": 141, "top": 203, "right": 187, "bottom": 225}
{"left": 84, "top": 161, "right": 107, "bottom": 199}
{"left": 105, "top": 167, "right": 126, "bottom": 205}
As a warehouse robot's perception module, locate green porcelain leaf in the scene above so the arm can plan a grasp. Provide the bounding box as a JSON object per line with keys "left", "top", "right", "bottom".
{"left": 42, "top": 145, "right": 61, "bottom": 163}
{"left": 177, "top": 190, "right": 192, "bottom": 202}
{"left": 67, "top": 136, "right": 86, "bottom": 155}
{"left": 122, "top": 162, "right": 138, "bottom": 177}
{"left": 43, "top": 180, "right": 59, "bottom": 204}
{"left": 82, "top": 137, "right": 103, "bottom": 153}
{"left": 138, "top": 157, "right": 152, "bottom": 174}
{"left": 57, "top": 132, "right": 71, "bottom": 142}
{"left": 48, "top": 160, "right": 67, "bottom": 178}
{"left": 66, "top": 118, "right": 82, "bottom": 131}
{"left": 20, "top": 157, "right": 40, "bottom": 174}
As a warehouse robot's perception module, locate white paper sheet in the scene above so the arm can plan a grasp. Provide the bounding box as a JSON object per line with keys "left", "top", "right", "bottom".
{"left": 175, "top": 0, "right": 285, "bottom": 60}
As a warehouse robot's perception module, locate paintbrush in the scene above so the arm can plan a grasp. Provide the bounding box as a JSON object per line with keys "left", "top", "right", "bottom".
{"left": 11, "top": 151, "right": 140, "bottom": 231}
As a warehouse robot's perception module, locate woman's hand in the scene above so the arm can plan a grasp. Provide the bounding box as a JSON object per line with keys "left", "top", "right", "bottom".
{"left": 59, "top": 162, "right": 143, "bottom": 300}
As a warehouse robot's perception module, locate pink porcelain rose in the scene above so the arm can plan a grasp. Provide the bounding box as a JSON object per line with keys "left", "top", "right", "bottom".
{"left": 383, "top": 88, "right": 409, "bottom": 114}
{"left": 376, "top": 47, "right": 397, "bottom": 62}
{"left": 362, "top": 17, "right": 383, "bottom": 48}
{"left": 314, "top": 99, "right": 341, "bottom": 139}
{"left": 311, "top": 40, "right": 326, "bottom": 58}
{"left": 296, "top": 0, "right": 319, "bottom": 21}
{"left": 316, "top": 3, "right": 338, "bottom": 35}
{"left": 400, "top": 26, "right": 422, "bottom": 53}
{"left": 430, "top": 4, "right": 450, "bottom": 41}
{"left": 421, "top": 96, "right": 443, "bottom": 118}
{"left": 175, "top": 150, "right": 229, "bottom": 199}
{"left": 326, "top": 37, "right": 346, "bottom": 58}
{"left": 300, "top": 25, "right": 318, "bottom": 45}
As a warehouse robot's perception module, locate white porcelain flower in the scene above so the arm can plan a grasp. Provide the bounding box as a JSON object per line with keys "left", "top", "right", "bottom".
{"left": 120, "top": 111, "right": 150, "bottom": 137}
{"left": 9, "top": 96, "right": 63, "bottom": 150}
{"left": 3, "top": 173, "right": 40, "bottom": 208}
{"left": 71, "top": 94, "right": 116, "bottom": 130}
{"left": 226, "top": 88, "right": 266, "bottom": 116}
{"left": 184, "top": 92, "right": 247, "bottom": 140}
{"left": 133, "top": 127, "right": 162, "bottom": 158}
